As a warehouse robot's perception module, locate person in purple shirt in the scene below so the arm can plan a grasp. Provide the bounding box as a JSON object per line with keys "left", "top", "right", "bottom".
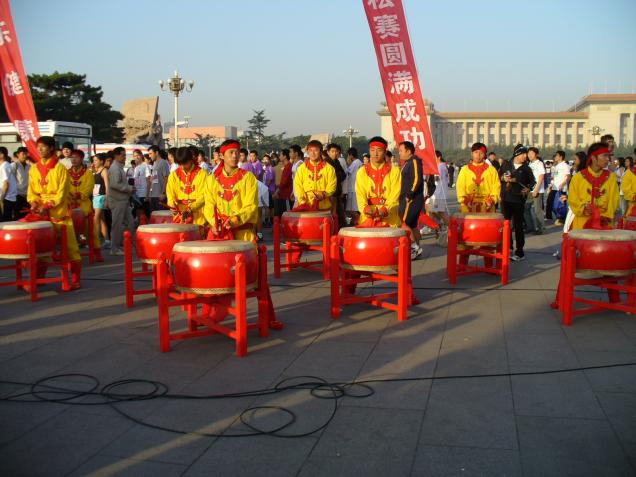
{"left": 247, "top": 150, "right": 263, "bottom": 180}
{"left": 238, "top": 148, "right": 250, "bottom": 171}
{"left": 262, "top": 154, "right": 276, "bottom": 226}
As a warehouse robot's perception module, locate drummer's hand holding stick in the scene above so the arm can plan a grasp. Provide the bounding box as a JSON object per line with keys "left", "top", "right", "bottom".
{"left": 222, "top": 216, "right": 238, "bottom": 230}
{"left": 314, "top": 191, "right": 325, "bottom": 201}
{"left": 485, "top": 197, "right": 494, "bottom": 211}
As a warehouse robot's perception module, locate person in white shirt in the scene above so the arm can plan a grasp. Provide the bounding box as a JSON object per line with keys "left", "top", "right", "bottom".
{"left": 59, "top": 141, "right": 74, "bottom": 169}
{"left": 546, "top": 150, "right": 570, "bottom": 225}
{"left": 289, "top": 144, "right": 304, "bottom": 207}
{"left": 429, "top": 151, "right": 450, "bottom": 227}
{"left": 11, "top": 147, "right": 30, "bottom": 219}
{"left": 526, "top": 147, "right": 546, "bottom": 234}
{"left": 346, "top": 147, "right": 363, "bottom": 223}
{"left": 256, "top": 179, "right": 269, "bottom": 242}
{"left": 0, "top": 147, "right": 18, "bottom": 221}
{"left": 132, "top": 149, "right": 149, "bottom": 220}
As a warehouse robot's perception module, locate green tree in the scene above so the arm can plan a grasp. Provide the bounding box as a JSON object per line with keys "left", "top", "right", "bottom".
{"left": 0, "top": 71, "right": 123, "bottom": 142}
{"left": 247, "top": 109, "right": 270, "bottom": 145}
{"left": 193, "top": 133, "right": 218, "bottom": 158}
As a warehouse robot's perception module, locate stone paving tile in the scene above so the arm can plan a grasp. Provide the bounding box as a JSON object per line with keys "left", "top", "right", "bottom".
{"left": 418, "top": 377, "right": 517, "bottom": 450}
{"left": 596, "top": 392, "right": 636, "bottom": 468}
{"left": 0, "top": 400, "right": 67, "bottom": 447}
{"left": 340, "top": 377, "right": 431, "bottom": 411}
{"left": 516, "top": 415, "right": 634, "bottom": 477}
{"left": 185, "top": 435, "right": 318, "bottom": 477}
{"left": 411, "top": 445, "right": 523, "bottom": 477}
{"left": 283, "top": 340, "right": 377, "bottom": 382}
{"left": 511, "top": 371, "right": 605, "bottom": 419}
{"left": 585, "top": 365, "right": 636, "bottom": 393}
{"left": 0, "top": 410, "right": 133, "bottom": 477}
{"left": 434, "top": 342, "right": 509, "bottom": 377}
{"left": 68, "top": 454, "right": 188, "bottom": 477}
{"left": 506, "top": 332, "right": 580, "bottom": 373}
{"left": 300, "top": 406, "right": 422, "bottom": 477}
{"left": 98, "top": 424, "right": 212, "bottom": 466}
{"left": 315, "top": 312, "right": 391, "bottom": 343}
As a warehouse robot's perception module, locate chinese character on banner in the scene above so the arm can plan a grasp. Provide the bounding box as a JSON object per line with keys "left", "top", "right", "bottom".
{"left": 0, "top": 0, "right": 41, "bottom": 161}
{"left": 363, "top": 0, "right": 437, "bottom": 174}
{"left": 0, "top": 20, "right": 11, "bottom": 46}
{"left": 373, "top": 14, "right": 400, "bottom": 39}
{"left": 399, "top": 127, "right": 426, "bottom": 150}
{"left": 380, "top": 42, "right": 406, "bottom": 67}
{"left": 388, "top": 70, "right": 414, "bottom": 94}
{"left": 367, "top": 0, "right": 395, "bottom": 9}
{"left": 395, "top": 98, "right": 420, "bottom": 122}
{"left": 14, "top": 119, "right": 36, "bottom": 142}
{"left": 5, "top": 70, "right": 23, "bottom": 96}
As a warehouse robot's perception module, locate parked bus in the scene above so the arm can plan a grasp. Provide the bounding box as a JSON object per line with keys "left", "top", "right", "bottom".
{"left": 0, "top": 120, "right": 92, "bottom": 155}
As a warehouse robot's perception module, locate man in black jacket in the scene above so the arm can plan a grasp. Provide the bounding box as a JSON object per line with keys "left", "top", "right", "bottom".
{"left": 398, "top": 141, "right": 424, "bottom": 259}
{"left": 326, "top": 143, "right": 348, "bottom": 229}
{"left": 499, "top": 144, "right": 536, "bottom": 261}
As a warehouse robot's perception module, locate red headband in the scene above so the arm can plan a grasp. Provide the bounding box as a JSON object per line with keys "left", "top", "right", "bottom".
{"left": 476, "top": 146, "right": 487, "bottom": 154}
{"left": 220, "top": 143, "right": 239, "bottom": 154}
{"left": 592, "top": 147, "right": 610, "bottom": 157}
{"left": 369, "top": 141, "right": 387, "bottom": 150}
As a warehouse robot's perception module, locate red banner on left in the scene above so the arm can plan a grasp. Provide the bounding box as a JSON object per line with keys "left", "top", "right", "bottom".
{"left": 0, "top": 0, "right": 40, "bottom": 161}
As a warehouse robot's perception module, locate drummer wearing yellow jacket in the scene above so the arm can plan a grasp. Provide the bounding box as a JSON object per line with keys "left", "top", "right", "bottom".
{"left": 292, "top": 140, "right": 337, "bottom": 211}
{"left": 456, "top": 142, "right": 501, "bottom": 213}
{"left": 28, "top": 136, "right": 81, "bottom": 289}
{"left": 204, "top": 139, "right": 258, "bottom": 242}
{"left": 355, "top": 136, "right": 402, "bottom": 228}
{"left": 568, "top": 142, "right": 619, "bottom": 230}
{"left": 69, "top": 150, "right": 103, "bottom": 262}
{"left": 166, "top": 146, "right": 207, "bottom": 233}
{"left": 621, "top": 162, "right": 636, "bottom": 217}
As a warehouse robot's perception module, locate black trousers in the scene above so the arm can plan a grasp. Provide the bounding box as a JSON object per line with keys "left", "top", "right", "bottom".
{"left": 503, "top": 201, "right": 525, "bottom": 256}
{"left": 273, "top": 198, "right": 288, "bottom": 218}
{"left": 15, "top": 195, "right": 28, "bottom": 219}
{"left": 1, "top": 199, "right": 16, "bottom": 221}
{"left": 545, "top": 190, "right": 556, "bottom": 220}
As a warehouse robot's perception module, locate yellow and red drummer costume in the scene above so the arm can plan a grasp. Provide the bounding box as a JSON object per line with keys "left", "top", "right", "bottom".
{"left": 456, "top": 143, "right": 501, "bottom": 213}
{"left": 204, "top": 142, "right": 258, "bottom": 242}
{"left": 355, "top": 140, "right": 402, "bottom": 228}
{"left": 68, "top": 151, "right": 103, "bottom": 262}
{"left": 568, "top": 145, "right": 619, "bottom": 230}
{"left": 621, "top": 165, "right": 636, "bottom": 218}
{"left": 293, "top": 141, "right": 337, "bottom": 211}
{"left": 28, "top": 137, "right": 81, "bottom": 289}
{"left": 166, "top": 160, "right": 207, "bottom": 231}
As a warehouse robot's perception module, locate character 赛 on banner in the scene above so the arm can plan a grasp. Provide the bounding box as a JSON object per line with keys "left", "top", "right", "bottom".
{"left": 363, "top": 0, "right": 437, "bottom": 175}
{"left": 0, "top": 0, "right": 40, "bottom": 161}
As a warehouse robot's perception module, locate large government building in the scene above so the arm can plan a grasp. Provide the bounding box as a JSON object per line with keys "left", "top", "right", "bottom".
{"left": 378, "top": 94, "right": 636, "bottom": 151}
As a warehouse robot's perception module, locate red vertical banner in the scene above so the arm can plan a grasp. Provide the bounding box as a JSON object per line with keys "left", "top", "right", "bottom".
{"left": 363, "top": 0, "right": 437, "bottom": 174}
{"left": 0, "top": 0, "right": 40, "bottom": 161}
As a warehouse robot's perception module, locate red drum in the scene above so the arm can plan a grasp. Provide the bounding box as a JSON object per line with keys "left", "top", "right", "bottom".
{"left": 136, "top": 223, "right": 200, "bottom": 264}
{"left": 281, "top": 210, "right": 333, "bottom": 244}
{"left": 569, "top": 229, "right": 636, "bottom": 277}
{"left": 623, "top": 216, "right": 636, "bottom": 231}
{"left": 150, "top": 210, "right": 174, "bottom": 224}
{"left": 0, "top": 221, "right": 56, "bottom": 259}
{"left": 71, "top": 208, "right": 85, "bottom": 233}
{"left": 339, "top": 227, "right": 406, "bottom": 272}
{"left": 453, "top": 212, "right": 504, "bottom": 247}
{"left": 172, "top": 240, "right": 258, "bottom": 295}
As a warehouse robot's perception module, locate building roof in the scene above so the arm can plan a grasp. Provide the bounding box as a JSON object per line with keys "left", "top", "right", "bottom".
{"left": 166, "top": 126, "right": 230, "bottom": 139}
{"left": 567, "top": 93, "right": 636, "bottom": 112}
{"left": 434, "top": 112, "right": 588, "bottom": 120}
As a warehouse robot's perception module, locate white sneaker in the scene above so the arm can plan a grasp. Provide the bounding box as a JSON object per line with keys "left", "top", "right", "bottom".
{"left": 510, "top": 254, "right": 526, "bottom": 262}
{"left": 410, "top": 246, "right": 423, "bottom": 260}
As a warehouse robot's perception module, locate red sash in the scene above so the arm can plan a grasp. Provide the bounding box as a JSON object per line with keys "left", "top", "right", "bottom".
{"left": 175, "top": 165, "right": 201, "bottom": 195}
{"left": 35, "top": 157, "right": 59, "bottom": 187}
{"left": 214, "top": 166, "right": 246, "bottom": 201}
{"left": 467, "top": 162, "right": 489, "bottom": 186}
{"left": 580, "top": 167, "right": 612, "bottom": 229}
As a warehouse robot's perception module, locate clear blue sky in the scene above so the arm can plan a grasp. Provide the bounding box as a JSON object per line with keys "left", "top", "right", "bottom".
{"left": 12, "top": 0, "right": 636, "bottom": 137}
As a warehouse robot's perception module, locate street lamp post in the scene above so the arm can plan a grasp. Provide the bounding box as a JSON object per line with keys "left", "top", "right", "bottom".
{"left": 342, "top": 125, "right": 359, "bottom": 148}
{"left": 159, "top": 71, "right": 194, "bottom": 148}
{"left": 589, "top": 125, "right": 604, "bottom": 143}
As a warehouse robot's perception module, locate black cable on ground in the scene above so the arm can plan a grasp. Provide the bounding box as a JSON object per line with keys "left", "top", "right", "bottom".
{"left": 1, "top": 362, "right": 635, "bottom": 439}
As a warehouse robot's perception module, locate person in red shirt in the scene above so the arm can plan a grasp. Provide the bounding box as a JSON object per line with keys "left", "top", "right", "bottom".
{"left": 273, "top": 148, "right": 293, "bottom": 217}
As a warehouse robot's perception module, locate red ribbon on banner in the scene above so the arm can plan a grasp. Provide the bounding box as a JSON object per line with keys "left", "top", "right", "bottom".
{"left": 0, "top": 0, "right": 40, "bottom": 162}
{"left": 363, "top": 0, "right": 437, "bottom": 175}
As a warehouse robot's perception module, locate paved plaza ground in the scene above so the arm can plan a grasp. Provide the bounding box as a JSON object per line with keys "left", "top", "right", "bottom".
{"left": 1, "top": 199, "right": 636, "bottom": 476}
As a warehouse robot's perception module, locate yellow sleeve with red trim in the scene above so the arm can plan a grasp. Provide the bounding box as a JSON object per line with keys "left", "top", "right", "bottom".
{"left": 621, "top": 169, "right": 636, "bottom": 203}
{"left": 567, "top": 172, "right": 588, "bottom": 218}
{"left": 484, "top": 166, "right": 501, "bottom": 204}
{"left": 166, "top": 171, "right": 179, "bottom": 209}
{"left": 79, "top": 170, "right": 94, "bottom": 202}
